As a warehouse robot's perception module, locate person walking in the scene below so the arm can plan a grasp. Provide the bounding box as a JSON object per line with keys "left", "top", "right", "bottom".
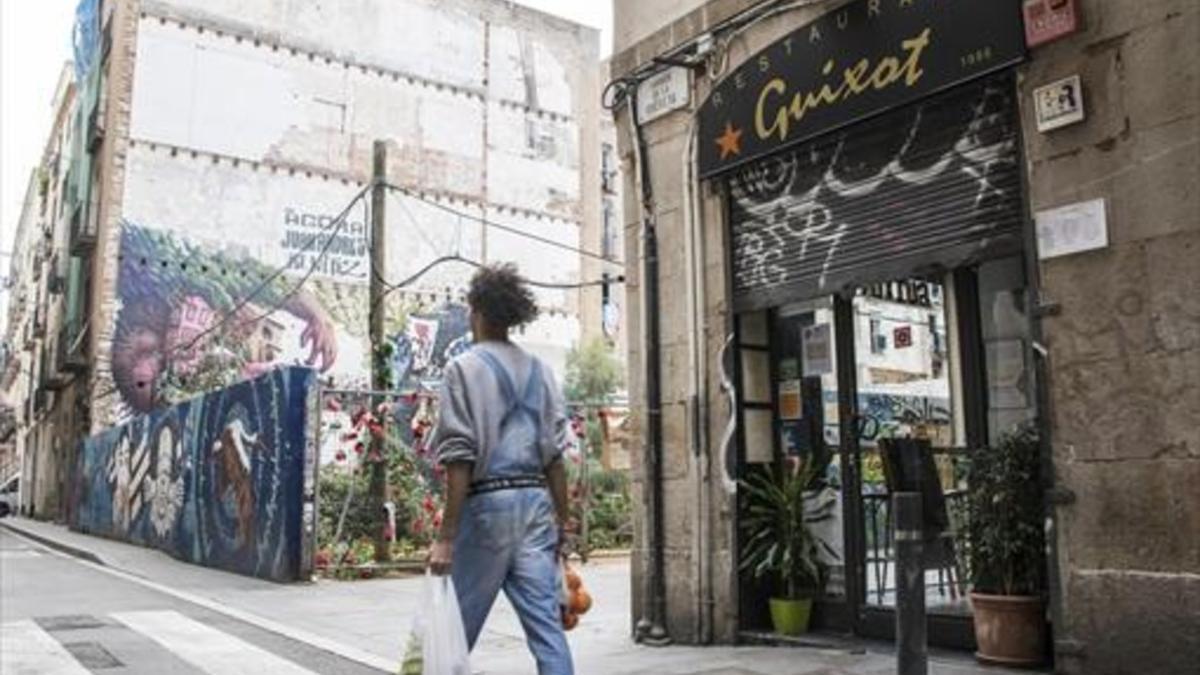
{"left": 428, "top": 263, "right": 574, "bottom": 675}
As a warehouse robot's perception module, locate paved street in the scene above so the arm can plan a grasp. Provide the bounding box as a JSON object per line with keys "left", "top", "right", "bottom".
{"left": 0, "top": 529, "right": 384, "bottom": 674}
{"left": 0, "top": 519, "right": 1033, "bottom": 675}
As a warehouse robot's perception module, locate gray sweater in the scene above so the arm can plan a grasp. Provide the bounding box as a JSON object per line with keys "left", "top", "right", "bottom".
{"left": 431, "top": 341, "right": 567, "bottom": 481}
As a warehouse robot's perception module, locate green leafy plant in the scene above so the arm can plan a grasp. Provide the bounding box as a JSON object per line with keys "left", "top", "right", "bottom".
{"left": 563, "top": 339, "right": 623, "bottom": 404}
{"left": 965, "top": 422, "right": 1045, "bottom": 596}
{"left": 739, "top": 461, "right": 837, "bottom": 599}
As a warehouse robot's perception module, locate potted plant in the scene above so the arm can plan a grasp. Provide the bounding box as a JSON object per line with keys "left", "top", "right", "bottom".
{"left": 965, "top": 422, "right": 1047, "bottom": 666}
{"left": 739, "top": 458, "right": 836, "bottom": 636}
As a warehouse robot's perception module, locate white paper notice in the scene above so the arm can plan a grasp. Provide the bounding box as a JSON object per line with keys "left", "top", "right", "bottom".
{"left": 1036, "top": 198, "right": 1108, "bottom": 259}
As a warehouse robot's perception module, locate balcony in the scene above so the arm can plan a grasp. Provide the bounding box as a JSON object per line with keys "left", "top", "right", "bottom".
{"left": 70, "top": 202, "right": 97, "bottom": 255}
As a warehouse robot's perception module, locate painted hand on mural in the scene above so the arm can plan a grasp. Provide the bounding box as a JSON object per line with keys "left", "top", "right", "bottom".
{"left": 288, "top": 293, "right": 338, "bottom": 372}
{"left": 114, "top": 224, "right": 347, "bottom": 413}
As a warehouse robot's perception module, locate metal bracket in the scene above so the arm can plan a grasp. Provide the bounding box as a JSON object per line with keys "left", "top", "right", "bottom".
{"left": 1033, "top": 290, "right": 1062, "bottom": 317}
{"left": 1047, "top": 486, "right": 1076, "bottom": 506}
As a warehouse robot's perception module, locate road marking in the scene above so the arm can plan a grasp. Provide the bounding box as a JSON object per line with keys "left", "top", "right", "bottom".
{"left": 0, "top": 549, "right": 42, "bottom": 559}
{"left": 113, "top": 610, "right": 320, "bottom": 675}
{"left": 0, "top": 620, "right": 91, "bottom": 675}
{"left": 3, "top": 528, "right": 392, "bottom": 672}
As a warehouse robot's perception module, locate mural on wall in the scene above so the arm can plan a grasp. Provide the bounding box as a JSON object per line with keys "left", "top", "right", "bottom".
{"left": 386, "top": 301, "right": 472, "bottom": 392}
{"left": 112, "top": 222, "right": 368, "bottom": 416}
{"left": 70, "top": 367, "right": 315, "bottom": 581}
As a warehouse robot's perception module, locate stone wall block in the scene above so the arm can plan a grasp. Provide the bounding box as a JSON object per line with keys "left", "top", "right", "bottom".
{"left": 1040, "top": 242, "right": 1150, "bottom": 368}
{"left": 1085, "top": 0, "right": 1196, "bottom": 44}
{"left": 1058, "top": 458, "right": 1200, "bottom": 573}
{"left": 660, "top": 403, "right": 693, "bottom": 483}
{"left": 1120, "top": 8, "right": 1200, "bottom": 132}
{"left": 1063, "top": 569, "right": 1200, "bottom": 674}
{"left": 1051, "top": 348, "right": 1198, "bottom": 463}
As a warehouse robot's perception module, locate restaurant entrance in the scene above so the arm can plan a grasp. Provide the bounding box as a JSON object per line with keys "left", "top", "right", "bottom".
{"left": 729, "top": 75, "right": 1039, "bottom": 647}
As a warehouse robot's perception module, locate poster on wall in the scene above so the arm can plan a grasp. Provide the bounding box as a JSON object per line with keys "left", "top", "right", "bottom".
{"left": 778, "top": 380, "right": 803, "bottom": 420}
{"left": 802, "top": 323, "right": 833, "bottom": 376}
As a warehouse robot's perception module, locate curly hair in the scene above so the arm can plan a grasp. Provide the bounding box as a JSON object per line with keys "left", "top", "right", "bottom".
{"left": 467, "top": 263, "right": 539, "bottom": 330}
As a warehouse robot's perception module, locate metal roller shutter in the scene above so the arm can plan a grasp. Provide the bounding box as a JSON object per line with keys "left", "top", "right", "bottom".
{"left": 727, "top": 75, "right": 1025, "bottom": 311}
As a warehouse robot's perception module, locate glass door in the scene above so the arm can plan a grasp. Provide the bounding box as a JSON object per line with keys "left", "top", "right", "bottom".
{"left": 772, "top": 299, "right": 847, "bottom": 615}
{"left": 848, "top": 276, "right": 975, "bottom": 644}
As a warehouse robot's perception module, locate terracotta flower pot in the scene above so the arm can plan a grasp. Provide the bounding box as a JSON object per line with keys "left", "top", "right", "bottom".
{"left": 971, "top": 592, "right": 1046, "bottom": 667}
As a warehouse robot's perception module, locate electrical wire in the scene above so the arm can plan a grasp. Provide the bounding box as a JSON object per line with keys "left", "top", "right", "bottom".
{"left": 169, "top": 182, "right": 372, "bottom": 361}
{"left": 372, "top": 254, "right": 623, "bottom": 310}
{"left": 384, "top": 183, "right": 623, "bottom": 268}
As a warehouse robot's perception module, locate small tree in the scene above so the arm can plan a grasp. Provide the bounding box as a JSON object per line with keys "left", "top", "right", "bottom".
{"left": 563, "top": 338, "right": 623, "bottom": 404}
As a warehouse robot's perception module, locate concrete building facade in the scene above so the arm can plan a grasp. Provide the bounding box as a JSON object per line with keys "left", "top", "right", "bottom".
{"left": 7, "top": 0, "right": 617, "bottom": 521}
{"left": 0, "top": 65, "right": 82, "bottom": 518}
{"left": 609, "top": 1, "right": 1198, "bottom": 673}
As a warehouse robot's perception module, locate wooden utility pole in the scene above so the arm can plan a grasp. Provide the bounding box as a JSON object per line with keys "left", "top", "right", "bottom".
{"left": 369, "top": 140, "right": 389, "bottom": 563}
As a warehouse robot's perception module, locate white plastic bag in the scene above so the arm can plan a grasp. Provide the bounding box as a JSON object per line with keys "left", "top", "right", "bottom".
{"left": 401, "top": 573, "right": 470, "bottom": 675}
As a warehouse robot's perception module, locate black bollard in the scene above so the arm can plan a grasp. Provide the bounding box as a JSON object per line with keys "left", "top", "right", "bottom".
{"left": 894, "top": 491, "right": 927, "bottom": 675}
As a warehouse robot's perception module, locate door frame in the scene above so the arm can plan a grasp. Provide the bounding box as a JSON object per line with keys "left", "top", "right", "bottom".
{"left": 833, "top": 271, "right": 989, "bottom": 650}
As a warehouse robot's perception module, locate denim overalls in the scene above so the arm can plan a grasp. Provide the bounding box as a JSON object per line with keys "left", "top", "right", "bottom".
{"left": 450, "top": 350, "right": 574, "bottom": 675}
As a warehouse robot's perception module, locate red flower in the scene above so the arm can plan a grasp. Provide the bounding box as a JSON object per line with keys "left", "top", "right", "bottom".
{"left": 325, "top": 397, "right": 342, "bottom": 412}
{"left": 341, "top": 432, "right": 359, "bottom": 443}
{"left": 411, "top": 517, "right": 425, "bottom": 534}
{"left": 354, "top": 442, "right": 365, "bottom": 455}
{"left": 335, "top": 450, "right": 347, "bottom": 462}
{"left": 369, "top": 422, "right": 385, "bottom": 440}
{"left": 422, "top": 494, "right": 436, "bottom": 513}
{"left": 432, "top": 513, "right": 443, "bottom": 530}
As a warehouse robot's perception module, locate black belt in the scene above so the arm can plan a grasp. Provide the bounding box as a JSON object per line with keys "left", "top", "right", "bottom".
{"left": 469, "top": 475, "right": 546, "bottom": 496}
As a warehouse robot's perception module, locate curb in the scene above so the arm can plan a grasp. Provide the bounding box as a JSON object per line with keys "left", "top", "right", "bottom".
{"left": 0, "top": 519, "right": 106, "bottom": 566}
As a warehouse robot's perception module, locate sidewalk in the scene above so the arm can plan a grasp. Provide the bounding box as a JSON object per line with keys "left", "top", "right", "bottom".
{"left": 1, "top": 517, "right": 1030, "bottom": 675}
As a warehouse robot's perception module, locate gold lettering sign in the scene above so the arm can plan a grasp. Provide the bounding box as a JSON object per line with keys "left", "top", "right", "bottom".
{"left": 755, "top": 28, "right": 931, "bottom": 143}
{"left": 696, "top": 0, "right": 1029, "bottom": 178}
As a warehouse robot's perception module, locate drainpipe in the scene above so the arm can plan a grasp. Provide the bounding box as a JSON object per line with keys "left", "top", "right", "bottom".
{"left": 627, "top": 86, "right": 671, "bottom": 647}
{"left": 682, "top": 117, "right": 715, "bottom": 644}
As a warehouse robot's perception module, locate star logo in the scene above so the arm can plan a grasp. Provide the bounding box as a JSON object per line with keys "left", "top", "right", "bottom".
{"left": 715, "top": 122, "right": 743, "bottom": 160}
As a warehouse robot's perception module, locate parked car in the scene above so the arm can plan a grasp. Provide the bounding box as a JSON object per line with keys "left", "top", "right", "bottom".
{"left": 0, "top": 474, "right": 19, "bottom": 518}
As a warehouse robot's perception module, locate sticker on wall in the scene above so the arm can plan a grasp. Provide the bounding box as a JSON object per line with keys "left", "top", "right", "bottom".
{"left": 1035, "top": 198, "right": 1108, "bottom": 259}
{"left": 1034, "top": 74, "right": 1085, "bottom": 132}
{"left": 893, "top": 325, "right": 913, "bottom": 349}
{"left": 802, "top": 324, "right": 833, "bottom": 376}
{"left": 1023, "top": 0, "right": 1082, "bottom": 48}
{"left": 778, "top": 380, "right": 803, "bottom": 421}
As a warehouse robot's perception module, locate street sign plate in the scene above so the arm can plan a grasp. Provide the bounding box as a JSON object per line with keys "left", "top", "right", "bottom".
{"left": 636, "top": 67, "right": 690, "bottom": 124}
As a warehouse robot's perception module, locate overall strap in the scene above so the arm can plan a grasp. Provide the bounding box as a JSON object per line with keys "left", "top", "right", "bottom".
{"left": 519, "top": 358, "right": 543, "bottom": 413}
{"left": 474, "top": 349, "right": 518, "bottom": 407}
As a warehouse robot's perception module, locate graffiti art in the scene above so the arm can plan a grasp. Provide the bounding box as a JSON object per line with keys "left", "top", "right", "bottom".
{"left": 70, "top": 367, "right": 315, "bottom": 581}
{"left": 112, "top": 223, "right": 366, "bottom": 415}
{"left": 386, "top": 302, "right": 472, "bottom": 391}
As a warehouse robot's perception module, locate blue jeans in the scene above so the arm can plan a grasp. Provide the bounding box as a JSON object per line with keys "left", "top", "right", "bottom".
{"left": 452, "top": 488, "right": 574, "bottom": 675}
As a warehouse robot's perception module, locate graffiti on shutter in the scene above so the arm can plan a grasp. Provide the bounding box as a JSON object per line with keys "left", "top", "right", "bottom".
{"left": 728, "top": 76, "right": 1024, "bottom": 309}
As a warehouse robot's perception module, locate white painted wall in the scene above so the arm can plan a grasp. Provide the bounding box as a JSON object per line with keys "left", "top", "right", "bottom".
{"left": 114, "top": 0, "right": 596, "bottom": 409}
{"left": 130, "top": 19, "right": 485, "bottom": 198}
{"left": 151, "top": 0, "right": 487, "bottom": 90}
